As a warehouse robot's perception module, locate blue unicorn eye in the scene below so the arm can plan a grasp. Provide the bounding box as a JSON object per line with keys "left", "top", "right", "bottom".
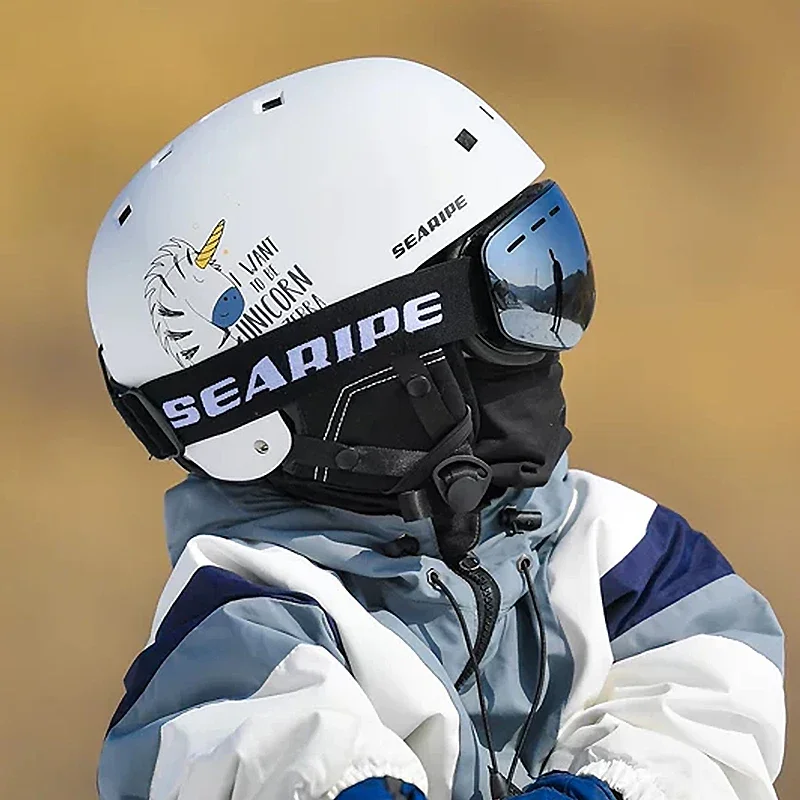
{"left": 211, "top": 287, "right": 245, "bottom": 327}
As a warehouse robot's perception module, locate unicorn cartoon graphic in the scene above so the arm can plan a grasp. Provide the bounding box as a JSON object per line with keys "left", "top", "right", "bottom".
{"left": 144, "top": 220, "right": 246, "bottom": 367}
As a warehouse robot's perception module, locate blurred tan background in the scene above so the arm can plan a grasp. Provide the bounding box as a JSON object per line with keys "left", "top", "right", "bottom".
{"left": 1, "top": 0, "right": 797, "bottom": 797}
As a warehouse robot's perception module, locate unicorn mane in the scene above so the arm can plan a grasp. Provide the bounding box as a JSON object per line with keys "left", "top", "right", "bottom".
{"left": 144, "top": 238, "right": 224, "bottom": 367}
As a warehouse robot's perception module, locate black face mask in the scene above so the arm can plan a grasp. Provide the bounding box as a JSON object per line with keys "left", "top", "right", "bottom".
{"left": 467, "top": 353, "right": 571, "bottom": 491}
{"left": 265, "top": 345, "right": 570, "bottom": 518}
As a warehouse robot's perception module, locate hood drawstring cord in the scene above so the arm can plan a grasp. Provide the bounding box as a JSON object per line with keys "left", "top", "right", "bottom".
{"left": 428, "top": 570, "right": 510, "bottom": 800}
{"left": 428, "top": 556, "right": 548, "bottom": 800}
{"left": 505, "top": 556, "right": 548, "bottom": 791}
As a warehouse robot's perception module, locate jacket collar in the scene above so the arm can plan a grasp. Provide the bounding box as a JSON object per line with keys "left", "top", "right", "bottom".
{"left": 164, "top": 454, "right": 573, "bottom": 569}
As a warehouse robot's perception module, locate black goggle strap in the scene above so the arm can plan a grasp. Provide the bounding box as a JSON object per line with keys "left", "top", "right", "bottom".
{"left": 98, "top": 347, "right": 186, "bottom": 460}
{"left": 102, "top": 257, "right": 488, "bottom": 460}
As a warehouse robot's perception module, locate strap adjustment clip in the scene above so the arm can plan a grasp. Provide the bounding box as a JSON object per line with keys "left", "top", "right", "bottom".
{"left": 432, "top": 455, "right": 492, "bottom": 514}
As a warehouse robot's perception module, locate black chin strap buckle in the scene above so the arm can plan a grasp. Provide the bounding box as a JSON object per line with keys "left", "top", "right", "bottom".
{"left": 431, "top": 455, "right": 492, "bottom": 514}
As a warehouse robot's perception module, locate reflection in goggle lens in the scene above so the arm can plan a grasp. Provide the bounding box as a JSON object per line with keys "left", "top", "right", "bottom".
{"left": 482, "top": 182, "right": 595, "bottom": 351}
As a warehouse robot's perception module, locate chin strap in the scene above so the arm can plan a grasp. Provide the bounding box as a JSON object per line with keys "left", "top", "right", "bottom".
{"left": 282, "top": 351, "right": 498, "bottom": 522}
{"left": 282, "top": 349, "right": 553, "bottom": 522}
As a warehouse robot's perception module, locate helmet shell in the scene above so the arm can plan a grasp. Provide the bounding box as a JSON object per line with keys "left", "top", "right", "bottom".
{"left": 87, "top": 57, "right": 545, "bottom": 480}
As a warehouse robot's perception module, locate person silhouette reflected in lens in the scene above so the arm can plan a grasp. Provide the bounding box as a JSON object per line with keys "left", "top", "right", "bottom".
{"left": 549, "top": 248, "right": 564, "bottom": 337}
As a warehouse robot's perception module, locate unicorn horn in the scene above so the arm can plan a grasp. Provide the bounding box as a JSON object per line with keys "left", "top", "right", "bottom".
{"left": 195, "top": 219, "right": 226, "bottom": 269}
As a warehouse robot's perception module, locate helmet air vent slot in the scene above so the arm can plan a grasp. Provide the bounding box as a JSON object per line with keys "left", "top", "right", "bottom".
{"left": 455, "top": 128, "right": 478, "bottom": 151}
{"left": 116, "top": 203, "right": 132, "bottom": 227}
{"left": 258, "top": 95, "right": 284, "bottom": 114}
{"left": 150, "top": 146, "right": 173, "bottom": 169}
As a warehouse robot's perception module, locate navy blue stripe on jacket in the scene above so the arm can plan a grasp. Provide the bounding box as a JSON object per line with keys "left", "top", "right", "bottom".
{"left": 600, "top": 505, "right": 734, "bottom": 641}
{"left": 100, "top": 566, "right": 350, "bottom": 799}
{"left": 109, "top": 565, "right": 347, "bottom": 730}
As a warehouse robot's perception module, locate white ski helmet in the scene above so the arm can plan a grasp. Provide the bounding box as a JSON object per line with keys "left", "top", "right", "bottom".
{"left": 88, "top": 57, "right": 593, "bottom": 486}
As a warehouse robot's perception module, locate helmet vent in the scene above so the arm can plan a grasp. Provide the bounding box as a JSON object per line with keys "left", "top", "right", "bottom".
{"left": 116, "top": 203, "right": 132, "bottom": 227}
{"left": 455, "top": 128, "right": 478, "bottom": 151}
{"left": 150, "top": 146, "right": 173, "bottom": 169}
{"left": 258, "top": 95, "right": 284, "bottom": 114}
{"left": 479, "top": 105, "right": 494, "bottom": 120}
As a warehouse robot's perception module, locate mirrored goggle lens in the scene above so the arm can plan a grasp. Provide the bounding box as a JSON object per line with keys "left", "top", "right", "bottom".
{"left": 481, "top": 181, "right": 595, "bottom": 350}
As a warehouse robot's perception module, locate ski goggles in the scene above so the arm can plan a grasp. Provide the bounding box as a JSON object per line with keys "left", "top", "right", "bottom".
{"left": 467, "top": 179, "right": 595, "bottom": 353}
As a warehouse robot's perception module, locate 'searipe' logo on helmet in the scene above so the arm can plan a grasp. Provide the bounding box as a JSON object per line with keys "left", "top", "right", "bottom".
{"left": 144, "top": 221, "right": 326, "bottom": 367}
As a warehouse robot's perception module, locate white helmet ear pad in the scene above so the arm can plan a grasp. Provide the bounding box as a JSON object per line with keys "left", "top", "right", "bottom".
{"left": 182, "top": 412, "right": 293, "bottom": 481}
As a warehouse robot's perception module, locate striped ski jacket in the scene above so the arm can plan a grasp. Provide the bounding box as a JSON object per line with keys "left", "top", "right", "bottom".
{"left": 98, "top": 456, "right": 785, "bottom": 800}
